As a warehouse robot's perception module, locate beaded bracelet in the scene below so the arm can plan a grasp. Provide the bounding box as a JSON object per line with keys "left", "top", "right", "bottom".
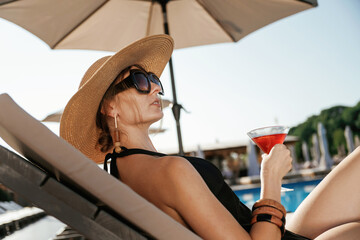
{"left": 251, "top": 213, "right": 285, "bottom": 236}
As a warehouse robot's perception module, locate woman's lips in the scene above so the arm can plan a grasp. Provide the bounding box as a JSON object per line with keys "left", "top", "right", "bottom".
{"left": 151, "top": 99, "right": 161, "bottom": 107}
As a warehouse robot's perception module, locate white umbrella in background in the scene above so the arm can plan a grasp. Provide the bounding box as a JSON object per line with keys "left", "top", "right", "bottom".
{"left": 0, "top": 0, "right": 318, "bottom": 154}
{"left": 41, "top": 110, "right": 64, "bottom": 123}
{"left": 41, "top": 99, "right": 173, "bottom": 134}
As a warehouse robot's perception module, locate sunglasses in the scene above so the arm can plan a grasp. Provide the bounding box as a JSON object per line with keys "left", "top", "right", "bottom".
{"left": 114, "top": 69, "right": 164, "bottom": 96}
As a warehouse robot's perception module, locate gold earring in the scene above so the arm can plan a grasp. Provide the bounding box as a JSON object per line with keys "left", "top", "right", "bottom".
{"left": 114, "top": 114, "right": 121, "bottom": 153}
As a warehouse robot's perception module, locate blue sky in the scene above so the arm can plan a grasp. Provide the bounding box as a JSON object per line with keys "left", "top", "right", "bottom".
{"left": 1, "top": 0, "right": 359, "bottom": 153}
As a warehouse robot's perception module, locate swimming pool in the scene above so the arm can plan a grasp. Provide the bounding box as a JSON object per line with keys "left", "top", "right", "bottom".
{"left": 233, "top": 178, "right": 323, "bottom": 212}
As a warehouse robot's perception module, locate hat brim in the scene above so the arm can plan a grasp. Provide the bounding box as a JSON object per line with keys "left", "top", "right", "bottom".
{"left": 60, "top": 35, "right": 174, "bottom": 163}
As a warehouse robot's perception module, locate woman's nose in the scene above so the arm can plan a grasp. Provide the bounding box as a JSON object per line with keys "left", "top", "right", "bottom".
{"left": 150, "top": 82, "right": 162, "bottom": 95}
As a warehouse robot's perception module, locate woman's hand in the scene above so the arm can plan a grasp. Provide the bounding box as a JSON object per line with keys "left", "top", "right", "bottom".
{"left": 260, "top": 144, "right": 292, "bottom": 202}
{"left": 261, "top": 144, "right": 292, "bottom": 181}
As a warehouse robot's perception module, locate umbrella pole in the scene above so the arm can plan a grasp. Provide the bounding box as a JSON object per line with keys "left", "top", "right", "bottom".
{"left": 168, "top": 58, "right": 184, "bottom": 155}
{"left": 159, "top": 0, "right": 184, "bottom": 155}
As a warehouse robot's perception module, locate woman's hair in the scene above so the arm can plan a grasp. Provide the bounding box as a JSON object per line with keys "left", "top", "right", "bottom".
{"left": 96, "top": 64, "right": 146, "bottom": 152}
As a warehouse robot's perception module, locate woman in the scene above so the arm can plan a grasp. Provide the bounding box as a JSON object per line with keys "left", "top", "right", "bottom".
{"left": 60, "top": 35, "right": 360, "bottom": 240}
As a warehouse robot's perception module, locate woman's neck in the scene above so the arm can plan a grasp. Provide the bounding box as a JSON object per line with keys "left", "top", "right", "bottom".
{"left": 115, "top": 125, "right": 157, "bottom": 152}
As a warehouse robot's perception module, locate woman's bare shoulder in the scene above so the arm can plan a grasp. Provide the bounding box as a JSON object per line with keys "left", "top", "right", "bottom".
{"left": 124, "top": 155, "right": 194, "bottom": 185}
{"left": 142, "top": 155, "right": 199, "bottom": 191}
{"left": 155, "top": 155, "right": 195, "bottom": 176}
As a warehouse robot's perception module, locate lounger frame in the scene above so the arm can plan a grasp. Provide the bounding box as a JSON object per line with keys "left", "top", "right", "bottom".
{"left": 0, "top": 146, "right": 148, "bottom": 240}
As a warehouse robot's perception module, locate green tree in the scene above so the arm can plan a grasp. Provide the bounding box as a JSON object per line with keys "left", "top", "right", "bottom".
{"left": 333, "top": 128, "right": 346, "bottom": 153}
{"left": 290, "top": 101, "right": 360, "bottom": 161}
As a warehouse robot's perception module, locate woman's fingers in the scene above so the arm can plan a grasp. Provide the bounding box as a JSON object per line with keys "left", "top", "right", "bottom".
{"left": 261, "top": 144, "right": 293, "bottom": 180}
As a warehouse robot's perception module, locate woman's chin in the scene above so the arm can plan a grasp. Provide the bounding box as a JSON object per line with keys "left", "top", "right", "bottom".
{"left": 154, "top": 114, "right": 164, "bottom": 123}
{"left": 146, "top": 112, "right": 164, "bottom": 125}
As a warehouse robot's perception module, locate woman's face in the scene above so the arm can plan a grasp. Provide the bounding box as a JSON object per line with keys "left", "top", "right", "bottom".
{"left": 111, "top": 66, "right": 164, "bottom": 129}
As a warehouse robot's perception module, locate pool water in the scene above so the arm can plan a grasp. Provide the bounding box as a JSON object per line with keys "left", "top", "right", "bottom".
{"left": 234, "top": 178, "right": 322, "bottom": 212}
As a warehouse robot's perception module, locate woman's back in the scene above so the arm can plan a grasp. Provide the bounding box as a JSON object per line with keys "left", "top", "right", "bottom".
{"left": 109, "top": 148, "right": 254, "bottom": 231}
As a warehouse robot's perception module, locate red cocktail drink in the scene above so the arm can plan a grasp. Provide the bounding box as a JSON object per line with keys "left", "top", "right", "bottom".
{"left": 247, "top": 126, "right": 289, "bottom": 154}
{"left": 247, "top": 126, "right": 292, "bottom": 192}
{"left": 252, "top": 133, "right": 287, "bottom": 154}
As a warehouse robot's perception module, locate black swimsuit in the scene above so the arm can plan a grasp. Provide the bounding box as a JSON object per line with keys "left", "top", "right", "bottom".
{"left": 104, "top": 147, "right": 311, "bottom": 240}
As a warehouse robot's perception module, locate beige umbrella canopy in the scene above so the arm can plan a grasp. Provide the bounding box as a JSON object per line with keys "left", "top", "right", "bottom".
{"left": 0, "top": 0, "right": 317, "bottom": 154}
{"left": 0, "top": 0, "right": 317, "bottom": 51}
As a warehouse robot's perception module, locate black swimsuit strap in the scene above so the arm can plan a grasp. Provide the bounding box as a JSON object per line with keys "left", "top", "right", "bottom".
{"left": 116, "top": 147, "right": 167, "bottom": 157}
{"left": 103, "top": 147, "right": 167, "bottom": 179}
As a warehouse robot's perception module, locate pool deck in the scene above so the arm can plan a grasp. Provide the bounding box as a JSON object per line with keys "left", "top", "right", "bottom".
{"left": 229, "top": 168, "right": 331, "bottom": 191}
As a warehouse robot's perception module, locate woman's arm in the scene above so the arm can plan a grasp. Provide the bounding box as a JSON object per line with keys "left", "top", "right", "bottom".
{"left": 251, "top": 144, "right": 292, "bottom": 239}
{"left": 158, "top": 144, "right": 292, "bottom": 240}
{"left": 160, "top": 156, "right": 251, "bottom": 239}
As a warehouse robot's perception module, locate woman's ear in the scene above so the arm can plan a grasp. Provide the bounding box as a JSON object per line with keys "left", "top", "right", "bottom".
{"left": 100, "top": 99, "right": 117, "bottom": 117}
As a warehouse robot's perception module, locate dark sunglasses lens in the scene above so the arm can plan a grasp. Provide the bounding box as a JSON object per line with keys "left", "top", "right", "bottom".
{"left": 149, "top": 74, "right": 164, "bottom": 95}
{"left": 149, "top": 74, "right": 161, "bottom": 86}
{"left": 134, "top": 73, "right": 150, "bottom": 92}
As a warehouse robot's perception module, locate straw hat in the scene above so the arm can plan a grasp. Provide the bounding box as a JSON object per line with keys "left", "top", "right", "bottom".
{"left": 60, "top": 35, "right": 174, "bottom": 164}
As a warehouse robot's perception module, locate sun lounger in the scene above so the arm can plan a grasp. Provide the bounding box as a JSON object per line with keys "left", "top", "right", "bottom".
{"left": 0, "top": 93, "right": 200, "bottom": 240}
{"left": 53, "top": 226, "right": 86, "bottom": 240}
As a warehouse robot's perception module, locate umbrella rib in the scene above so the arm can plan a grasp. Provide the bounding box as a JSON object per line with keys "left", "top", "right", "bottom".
{"left": 51, "top": 0, "right": 110, "bottom": 49}
{"left": 0, "top": 0, "right": 16, "bottom": 6}
{"left": 194, "top": 0, "right": 317, "bottom": 43}
{"left": 194, "top": 0, "right": 236, "bottom": 42}
{"left": 146, "top": 0, "right": 155, "bottom": 36}
{"left": 297, "top": 0, "right": 318, "bottom": 7}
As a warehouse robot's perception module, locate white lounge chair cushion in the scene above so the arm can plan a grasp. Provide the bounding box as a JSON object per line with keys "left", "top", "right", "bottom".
{"left": 0, "top": 93, "right": 200, "bottom": 240}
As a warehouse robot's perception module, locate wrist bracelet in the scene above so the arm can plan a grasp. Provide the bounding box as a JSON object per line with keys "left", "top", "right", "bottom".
{"left": 251, "top": 213, "right": 285, "bottom": 236}
{"left": 252, "top": 199, "right": 286, "bottom": 217}
{"left": 252, "top": 206, "right": 285, "bottom": 223}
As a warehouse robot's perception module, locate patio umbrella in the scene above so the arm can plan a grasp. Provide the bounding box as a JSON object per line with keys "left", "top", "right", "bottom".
{"left": 0, "top": 0, "right": 318, "bottom": 154}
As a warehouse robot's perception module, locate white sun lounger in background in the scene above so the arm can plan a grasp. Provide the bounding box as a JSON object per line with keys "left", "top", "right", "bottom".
{"left": 0, "top": 93, "right": 200, "bottom": 240}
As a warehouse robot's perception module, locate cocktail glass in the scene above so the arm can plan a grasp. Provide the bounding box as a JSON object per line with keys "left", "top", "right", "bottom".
{"left": 247, "top": 126, "right": 293, "bottom": 192}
